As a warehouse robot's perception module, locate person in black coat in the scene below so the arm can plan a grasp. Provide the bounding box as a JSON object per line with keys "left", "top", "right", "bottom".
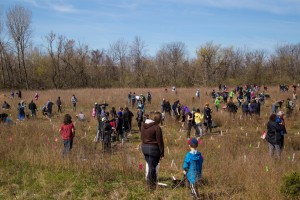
{"left": 204, "top": 103, "right": 212, "bottom": 133}
{"left": 265, "top": 114, "right": 284, "bottom": 159}
{"left": 28, "top": 100, "right": 37, "bottom": 117}
{"left": 56, "top": 96, "right": 62, "bottom": 113}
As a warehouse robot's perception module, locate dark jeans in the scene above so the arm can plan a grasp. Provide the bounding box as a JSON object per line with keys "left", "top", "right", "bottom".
{"left": 205, "top": 119, "right": 212, "bottom": 133}
{"left": 142, "top": 144, "right": 161, "bottom": 189}
{"left": 187, "top": 122, "right": 193, "bottom": 138}
{"left": 63, "top": 139, "right": 73, "bottom": 155}
{"left": 138, "top": 121, "right": 142, "bottom": 132}
{"left": 58, "top": 105, "right": 62, "bottom": 113}
{"left": 72, "top": 103, "right": 76, "bottom": 111}
{"left": 31, "top": 110, "right": 36, "bottom": 117}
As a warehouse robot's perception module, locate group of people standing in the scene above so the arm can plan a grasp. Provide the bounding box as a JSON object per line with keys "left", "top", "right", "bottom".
{"left": 2, "top": 94, "right": 77, "bottom": 121}
{"left": 1, "top": 84, "right": 298, "bottom": 198}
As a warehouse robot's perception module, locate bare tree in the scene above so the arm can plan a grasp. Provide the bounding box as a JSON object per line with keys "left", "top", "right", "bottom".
{"left": 129, "top": 36, "right": 148, "bottom": 87}
{"left": 196, "top": 42, "right": 220, "bottom": 86}
{"left": 164, "top": 42, "right": 187, "bottom": 86}
{"left": 6, "top": 5, "right": 32, "bottom": 89}
{"left": 155, "top": 48, "right": 170, "bottom": 86}
{"left": 46, "top": 32, "right": 64, "bottom": 88}
{"left": 274, "top": 44, "right": 300, "bottom": 83}
{"left": 244, "top": 50, "right": 266, "bottom": 84}
{"left": 109, "top": 39, "right": 129, "bottom": 86}
{"left": 75, "top": 42, "right": 89, "bottom": 86}
{"left": 90, "top": 49, "right": 105, "bottom": 87}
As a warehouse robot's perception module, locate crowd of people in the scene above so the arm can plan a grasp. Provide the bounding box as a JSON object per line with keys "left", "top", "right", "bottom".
{"left": 0, "top": 84, "right": 298, "bottom": 198}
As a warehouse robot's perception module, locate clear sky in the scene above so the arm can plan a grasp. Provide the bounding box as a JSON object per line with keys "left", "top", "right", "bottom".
{"left": 1, "top": 0, "right": 300, "bottom": 57}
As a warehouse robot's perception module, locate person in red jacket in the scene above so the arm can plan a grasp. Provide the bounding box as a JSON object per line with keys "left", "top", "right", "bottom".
{"left": 59, "top": 114, "right": 75, "bottom": 155}
{"left": 141, "top": 111, "right": 164, "bottom": 191}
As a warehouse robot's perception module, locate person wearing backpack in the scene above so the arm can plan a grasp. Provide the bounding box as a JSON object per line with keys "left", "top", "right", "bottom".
{"left": 285, "top": 98, "right": 294, "bottom": 118}
{"left": 203, "top": 103, "right": 212, "bottom": 133}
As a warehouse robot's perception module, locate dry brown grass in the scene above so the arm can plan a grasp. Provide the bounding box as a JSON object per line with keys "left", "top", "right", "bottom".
{"left": 0, "top": 87, "right": 299, "bottom": 199}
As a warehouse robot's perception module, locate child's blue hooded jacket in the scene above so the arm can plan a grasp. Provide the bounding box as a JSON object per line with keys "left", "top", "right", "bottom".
{"left": 182, "top": 150, "right": 203, "bottom": 184}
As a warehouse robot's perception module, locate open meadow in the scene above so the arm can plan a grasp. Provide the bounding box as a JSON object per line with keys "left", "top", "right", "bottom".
{"left": 0, "top": 87, "right": 299, "bottom": 200}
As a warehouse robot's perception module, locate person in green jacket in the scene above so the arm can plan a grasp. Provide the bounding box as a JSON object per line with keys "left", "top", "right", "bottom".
{"left": 229, "top": 90, "right": 235, "bottom": 100}
{"left": 215, "top": 97, "right": 220, "bottom": 112}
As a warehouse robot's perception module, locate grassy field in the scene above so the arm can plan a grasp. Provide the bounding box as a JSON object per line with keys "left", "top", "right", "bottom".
{"left": 0, "top": 87, "right": 299, "bottom": 199}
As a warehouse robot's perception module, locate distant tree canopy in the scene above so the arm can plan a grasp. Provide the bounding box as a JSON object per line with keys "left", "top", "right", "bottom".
{"left": 0, "top": 5, "right": 300, "bottom": 89}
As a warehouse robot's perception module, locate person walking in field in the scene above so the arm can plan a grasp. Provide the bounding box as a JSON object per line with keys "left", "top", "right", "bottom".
{"left": 196, "top": 89, "right": 200, "bottom": 98}
{"left": 59, "top": 114, "right": 75, "bottom": 155}
{"left": 182, "top": 138, "right": 203, "bottom": 199}
{"left": 214, "top": 97, "right": 220, "bottom": 112}
{"left": 147, "top": 91, "right": 152, "bottom": 104}
{"left": 123, "top": 107, "right": 134, "bottom": 132}
{"left": 194, "top": 109, "right": 203, "bottom": 138}
{"left": 186, "top": 110, "right": 195, "bottom": 139}
{"left": 28, "top": 100, "right": 37, "bottom": 118}
{"left": 56, "top": 96, "right": 62, "bottom": 113}
{"left": 17, "top": 101, "right": 26, "bottom": 120}
{"left": 276, "top": 111, "right": 287, "bottom": 153}
{"left": 46, "top": 99, "right": 54, "bottom": 118}
{"left": 34, "top": 93, "right": 39, "bottom": 101}
{"left": 229, "top": 90, "right": 234, "bottom": 101}
{"left": 71, "top": 94, "right": 78, "bottom": 111}
{"left": 265, "top": 113, "right": 283, "bottom": 160}
{"left": 204, "top": 103, "right": 212, "bottom": 133}
{"left": 136, "top": 106, "right": 144, "bottom": 133}
{"left": 131, "top": 92, "right": 136, "bottom": 108}
{"left": 128, "top": 92, "right": 132, "bottom": 104}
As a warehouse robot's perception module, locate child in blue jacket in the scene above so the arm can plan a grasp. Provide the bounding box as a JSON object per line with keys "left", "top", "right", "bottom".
{"left": 182, "top": 138, "right": 203, "bottom": 199}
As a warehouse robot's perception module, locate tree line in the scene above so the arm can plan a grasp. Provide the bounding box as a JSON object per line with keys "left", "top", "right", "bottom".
{"left": 0, "top": 5, "right": 300, "bottom": 89}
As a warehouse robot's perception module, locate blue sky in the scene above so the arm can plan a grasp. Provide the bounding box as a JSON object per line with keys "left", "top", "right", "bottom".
{"left": 1, "top": 0, "right": 300, "bottom": 57}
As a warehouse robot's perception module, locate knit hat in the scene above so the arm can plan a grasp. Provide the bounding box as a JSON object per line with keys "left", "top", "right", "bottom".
{"left": 188, "top": 138, "right": 198, "bottom": 146}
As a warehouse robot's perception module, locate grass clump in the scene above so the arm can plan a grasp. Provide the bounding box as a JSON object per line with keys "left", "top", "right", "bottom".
{"left": 281, "top": 171, "right": 300, "bottom": 200}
